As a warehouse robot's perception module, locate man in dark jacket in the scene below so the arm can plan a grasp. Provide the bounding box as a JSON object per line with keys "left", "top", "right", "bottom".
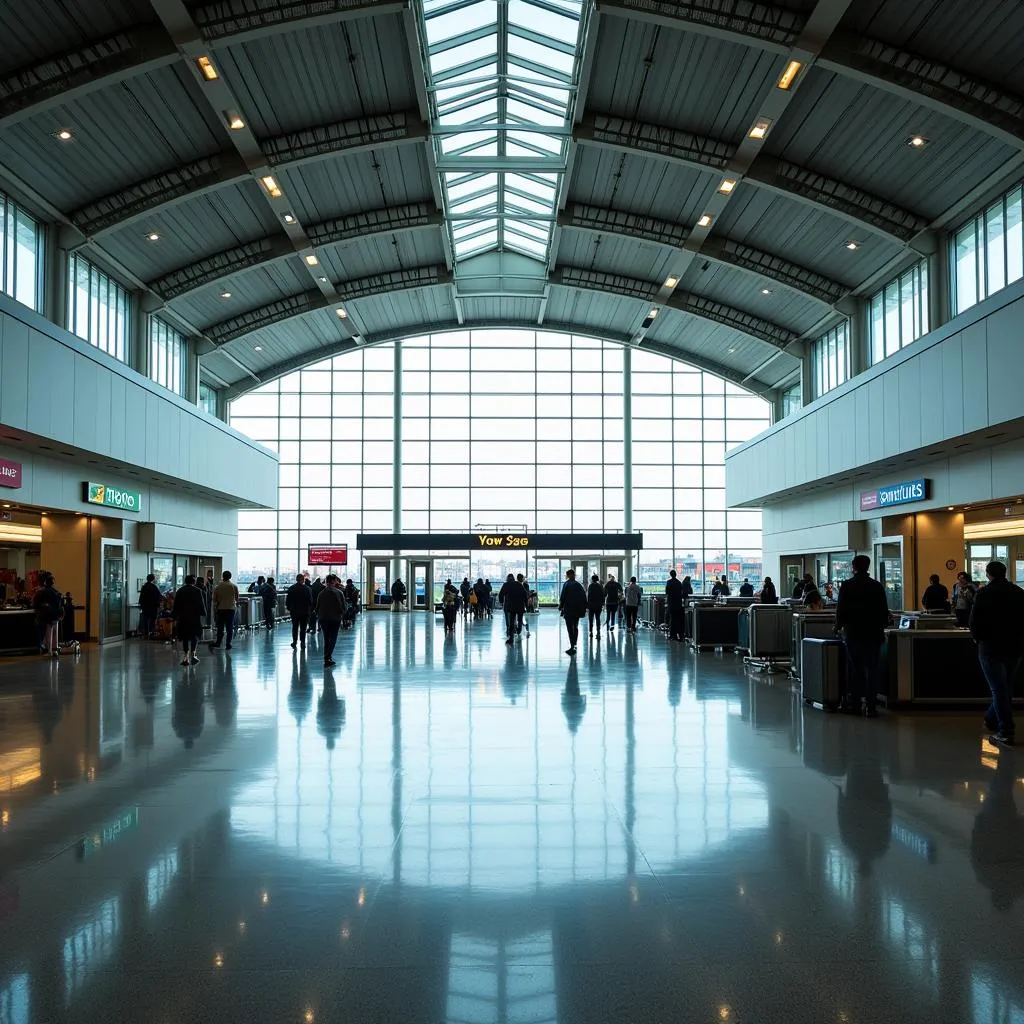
{"left": 586, "top": 574, "right": 604, "bottom": 638}
{"left": 261, "top": 577, "right": 278, "bottom": 630}
{"left": 460, "top": 577, "right": 472, "bottom": 618}
{"left": 173, "top": 575, "right": 206, "bottom": 666}
{"left": 391, "top": 578, "right": 407, "bottom": 610}
{"left": 559, "top": 568, "right": 588, "bottom": 656}
{"left": 739, "top": 578, "right": 754, "bottom": 597}
{"left": 970, "top": 560, "right": 1024, "bottom": 745}
{"left": 316, "top": 575, "right": 347, "bottom": 667}
{"left": 835, "top": 555, "right": 890, "bottom": 717}
{"left": 286, "top": 573, "right": 313, "bottom": 650}
{"left": 604, "top": 575, "right": 623, "bottom": 632}
{"left": 310, "top": 577, "right": 324, "bottom": 634}
{"left": 665, "top": 570, "right": 685, "bottom": 643}
{"left": 498, "top": 574, "right": 527, "bottom": 646}
{"left": 139, "top": 573, "right": 162, "bottom": 639}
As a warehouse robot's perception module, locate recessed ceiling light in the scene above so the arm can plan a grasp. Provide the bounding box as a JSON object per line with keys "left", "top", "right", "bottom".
{"left": 304, "top": 254, "right": 319, "bottom": 266}
{"left": 220, "top": 290, "right": 232, "bottom": 299}
{"left": 145, "top": 231, "right": 160, "bottom": 242}
{"left": 718, "top": 178, "right": 737, "bottom": 194}
{"left": 748, "top": 118, "right": 772, "bottom": 140}
{"left": 906, "top": 134, "right": 929, "bottom": 149}
{"left": 665, "top": 276, "right": 679, "bottom": 288}
{"left": 196, "top": 56, "right": 219, "bottom": 81}
{"left": 318, "top": 276, "right": 328, "bottom": 283}
{"left": 845, "top": 240, "right": 859, "bottom": 250}
{"left": 777, "top": 59, "right": 803, "bottom": 91}
{"left": 335, "top": 308, "right": 348, "bottom": 319}
{"left": 226, "top": 111, "right": 246, "bottom": 131}
{"left": 697, "top": 214, "right": 713, "bottom": 228}
{"left": 254, "top": 345, "right": 262, "bottom": 352}
{"left": 947, "top": 506, "right": 954, "bottom": 511}
{"left": 647, "top": 307, "right": 659, "bottom": 320}
{"left": 56, "top": 128, "right": 73, "bottom": 141}
{"left": 761, "top": 288, "right": 771, "bottom": 295}
{"left": 727, "top": 347, "right": 736, "bottom": 354}
{"left": 260, "top": 175, "right": 282, "bottom": 198}
{"left": 283, "top": 212, "right": 296, "bottom": 224}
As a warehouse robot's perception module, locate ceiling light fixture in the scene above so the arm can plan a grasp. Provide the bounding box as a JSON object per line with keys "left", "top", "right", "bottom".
{"left": 145, "top": 231, "right": 160, "bottom": 242}
{"left": 335, "top": 308, "right": 348, "bottom": 319}
{"left": 260, "top": 175, "right": 282, "bottom": 198}
{"left": 761, "top": 288, "right": 771, "bottom": 295}
{"left": 318, "top": 276, "right": 328, "bottom": 283}
{"left": 718, "top": 178, "right": 737, "bottom": 194}
{"left": 697, "top": 214, "right": 713, "bottom": 228}
{"left": 776, "top": 59, "right": 803, "bottom": 91}
{"left": 907, "top": 134, "right": 930, "bottom": 149}
{"left": 304, "top": 254, "right": 319, "bottom": 266}
{"left": 665, "top": 276, "right": 679, "bottom": 288}
{"left": 647, "top": 307, "right": 659, "bottom": 320}
{"left": 56, "top": 128, "right": 73, "bottom": 141}
{"left": 845, "top": 240, "right": 860, "bottom": 251}
{"left": 220, "top": 290, "right": 232, "bottom": 299}
{"left": 748, "top": 118, "right": 772, "bottom": 140}
{"left": 283, "top": 212, "right": 296, "bottom": 224}
{"left": 196, "top": 56, "right": 219, "bottom": 81}
{"left": 226, "top": 111, "right": 246, "bottom": 131}
{"left": 254, "top": 345, "right": 262, "bottom": 352}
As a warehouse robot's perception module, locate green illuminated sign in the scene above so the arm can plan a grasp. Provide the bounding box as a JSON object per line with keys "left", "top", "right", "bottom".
{"left": 84, "top": 482, "right": 143, "bottom": 513}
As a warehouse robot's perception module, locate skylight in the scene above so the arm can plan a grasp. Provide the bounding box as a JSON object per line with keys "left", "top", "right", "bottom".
{"left": 420, "top": 0, "right": 584, "bottom": 262}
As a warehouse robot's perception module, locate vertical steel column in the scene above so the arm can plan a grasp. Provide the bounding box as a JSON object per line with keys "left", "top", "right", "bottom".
{"left": 622, "top": 345, "right": 633, "bottom": 580}
{"left": 392, "top": 341, "right": 403, "bottom": 586}
{"left": 44, "top": 225, "right": 68, "bottom": 329}
{"left": 927, "top": 233, "right": 950, "bottom": 334}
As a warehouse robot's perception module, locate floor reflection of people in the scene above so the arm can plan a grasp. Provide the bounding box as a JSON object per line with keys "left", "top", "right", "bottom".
{"left": 317, "top": 671, "right": 346, "bottom": 749}
{"left": 561, "top": 661, "right": 587, "bottom": 733}
{"left": 972, "top": 755, "right": 1024, "bottom": 911}
{"left": 288, "top": 652, "right": 313, "bottom": 726}
{"left": 667, "top": 648, "right": 683, "bottom": 707}
{"left": 32, "top": 677, "right": 63, "bottom": 743}
{"left": 837, "top": 747, "right": 892, "bottom": 876}
{"left": 212, "top": 655, "right": 238, "bottom": 728}
{"left": 501, "top": 643, "right": 527, "bottom": 705}
{"left": 172, "top": 678, "right": 205, "bottom": 749}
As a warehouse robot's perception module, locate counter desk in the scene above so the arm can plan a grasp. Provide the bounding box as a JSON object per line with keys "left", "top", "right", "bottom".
{"left": 881, "top": 629, "right": 1024, "bottom": 708}
{"left": 0, "top": 609, "right": 40, "bottom": 655}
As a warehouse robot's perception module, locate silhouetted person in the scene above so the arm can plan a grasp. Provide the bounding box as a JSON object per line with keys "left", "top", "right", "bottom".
{"left": 835, "top": 554, "right": 889, "bottom": 718}
{"left": 738, "top": 578, "right": 754, "bottom": 597}
{"left": 586, "top": 574, "right": 604, "bottom": 639}
{"left": 173, "top": 574, "right": 205, "bottom": 665}
{"left": 559, "top": 569, "right": 587, "bottom": 656}
{"left": 665, "top": 569, "right": 684, "bottom": 642}
{"left": 138, "top": 573, "right": 162, "bottom": 639}
{"left": 261, "top": 576, "right": 278, "bottom": 630}
{"left": 286, "top": 573, "right": 312, "bottom": 649}
{"left": 921, "top": 573, "right": 950, "bottom": 612}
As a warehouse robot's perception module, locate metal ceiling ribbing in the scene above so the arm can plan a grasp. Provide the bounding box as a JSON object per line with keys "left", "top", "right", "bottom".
{"left": 0, "top": 0, "right": 1022, "bottom": 398}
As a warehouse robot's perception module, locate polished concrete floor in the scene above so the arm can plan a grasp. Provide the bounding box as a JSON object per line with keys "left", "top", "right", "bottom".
{"left": 0, "top": 611, "right": 1021, "bottom": 1023}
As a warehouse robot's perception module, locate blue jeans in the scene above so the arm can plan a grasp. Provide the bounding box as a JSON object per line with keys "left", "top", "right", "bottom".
{"left": 844, "top": 638, "right": 882, "bottom": 710}
{"left": 978, "top": 644, "right": 1021, "bottom": 738}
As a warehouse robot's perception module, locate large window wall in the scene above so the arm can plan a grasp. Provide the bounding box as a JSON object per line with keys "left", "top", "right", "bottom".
{"left": 67, "top": 253, "right": 130, "bottom": 362}
{"left": 1, "top": 189, "right": 42, "bottom": 311}
{"left": 231, "top": 329, "right": 770, "bottom": 593}
{"left": 148, "top": 316, "right": 187, "bottom": 396}
{"left": 811, "top": 321, "right": 849, "bottom": 399}
{"left": 869, "top": 259, "right": 929, "bottom": 364}
{"left": 953, "top": 181, "right": 1023, "bottom": 315}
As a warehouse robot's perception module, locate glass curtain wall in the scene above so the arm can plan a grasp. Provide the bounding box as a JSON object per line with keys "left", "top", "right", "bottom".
{"left": 953, "top": 182, "right": 1024, "bottom": 315}
{"left": 148, "top": 316, "right": 186, "bottom": 395}
{"left": 231, "top": 329, "right": 770, "bottom": 593}
{"left": 0, "top": 190, "right": 42, "bottom": 311}
{"left": 811, "top": 321, "right": 849, "bottom": 398}
{"left": 67, "top": 254, "right": 130, "bottom": 362}
{"left": 198, "top": 382, "right": 219, "bottom": 417}
{"left": 869, "top": 259, "right": 929, "bottom": 364}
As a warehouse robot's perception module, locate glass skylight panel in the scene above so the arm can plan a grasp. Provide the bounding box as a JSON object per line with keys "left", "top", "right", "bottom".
{"left": 507, "top": 35, "right": 575, "bottom": 75}
{"left": 425, "top": 1, "right": 496, "bottom": 46}
{"left": 429, "top": 34, "right": 497, "bottom": 76}
{"left": 446, "top": 172, "right": 497, "bottom": 201}
{"left": 509, "top": 0, "right": 578, "bottom": 42}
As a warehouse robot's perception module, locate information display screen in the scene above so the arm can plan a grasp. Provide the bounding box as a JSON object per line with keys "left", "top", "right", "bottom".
{"left": 357, "top": 533, "right": 643, "bottom": 551}
{"left": 307, "top": 545, "right": 349, "bottom": 566}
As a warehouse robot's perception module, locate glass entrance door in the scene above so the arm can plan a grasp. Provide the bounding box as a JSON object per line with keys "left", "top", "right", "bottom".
{"left": 600, "top": 558, "right": 624, "bottom": 587}
{"left": 101, "top": 542, "right": 126, "bottom": 642}
{"left": 875, "top": 539, "right": 904, "bottom": 613}
{"left": 365, "top": 559, "right": 391, "bottom": 609}
{"left": 407, "top": 559, "right": 433, "bottom": 610}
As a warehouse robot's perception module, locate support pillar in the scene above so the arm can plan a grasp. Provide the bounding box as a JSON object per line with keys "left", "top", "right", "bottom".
{"left": 391, "top": 342, "right": 403, "bottom": 587}
{"left": 44, "top": 225, "right": 68, "bottom": 329}
{"left": 185, "top": 339, "right": 200, "bottom": 404}
{"left": 622, "top": 346, "right": 633, "bottom": 580}
{"left": 927, "top": 233, "right": 950, "bottom": 334}
{"left": 131, "top": 292, "right": 149, "bottom": 378}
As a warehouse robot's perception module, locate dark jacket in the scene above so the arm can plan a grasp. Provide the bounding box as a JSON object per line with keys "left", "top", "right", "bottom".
{"left": 34, "top": 584, "right": 63, "bottom": 623}
{"left": 286, "top": 582, "right": 312, "bottom": 616}
{"left": 391, "top": 580, "right": 407, "bottom": 603}
{"left": 760, "top": 581, "right": 778, "bottom": 604}
{"left": 316, "top": 586, "right": 346, "bottom": 625}
{"left": 681, "top": 579, "right": 693, "bottom": 602}
{"left": 835, "top": 571, "right": 890, "bottom": 644}
{"left": 587, "top": 581, "right": 605, "bottom": 612}
{"left": 739, "top": 582, "right": 754, "bottom": 597}
{"left": 261, "top": 583, "right": 277, "bottom": 611}
{"left": 460, "top": 580, "right": 471, "bottom": 599}
{"left": 665, "top": 576, "right": 683, "bottom": 607}
{"left": 498, "top": 579, "right": 527, "bottom": 613}
{"left": 311, "top": 579, "right": 325, "bottom": 607}
{"left": 139, "top": 580, "right": 162, "bottom": 612}
{"left": 559, "top": 579, "right": 588, "bottom": 618}
{"left": 793, "top": 580, "right": 807, "bottom": 599}
{"left": 970, "top": 577, "right": 1024, "bottom": 653}
{"left": 172, "top": 584, "right": 205, "bottom": 640}
{"left": 922, "top": 583, "right": 950, "bottom": 612}
{"left": 604, "top": 580, "right": 623, "bottom": 606}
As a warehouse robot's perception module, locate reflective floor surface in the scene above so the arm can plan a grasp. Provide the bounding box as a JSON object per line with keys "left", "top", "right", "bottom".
{"left": 0, "top": 611, "right": 1022, "bottom": 1023}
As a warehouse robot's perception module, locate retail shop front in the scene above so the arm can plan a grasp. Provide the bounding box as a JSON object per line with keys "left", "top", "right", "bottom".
{"left": 357, "top": 532, "right": 644, "bottom": 609}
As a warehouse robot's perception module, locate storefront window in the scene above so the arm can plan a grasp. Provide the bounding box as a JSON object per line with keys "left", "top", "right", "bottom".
{"left": 150, "top": 556, "right": 173, "bottom": 592}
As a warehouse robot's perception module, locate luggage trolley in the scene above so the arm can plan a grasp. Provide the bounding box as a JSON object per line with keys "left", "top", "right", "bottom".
{"left": 742, "top": 604, "right": 793, "bottom": 673}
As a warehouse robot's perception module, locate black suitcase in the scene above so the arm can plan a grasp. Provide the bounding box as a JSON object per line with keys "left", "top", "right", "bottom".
{"left": 802, "top": 638, "right": 846, "bottom": 710}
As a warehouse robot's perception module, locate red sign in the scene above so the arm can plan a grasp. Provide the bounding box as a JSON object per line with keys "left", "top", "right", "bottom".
{"left": 307, "top": 545, "right": 348, "bottom": 566}
{"left": 0, "top": 458, "right": 21, "bottom": 489}
{"left": 859, "top": 489, "right": 880, "bottom": 512}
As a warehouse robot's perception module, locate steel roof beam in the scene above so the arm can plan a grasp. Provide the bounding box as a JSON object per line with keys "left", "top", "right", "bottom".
{"left": 576, "top": 112, "right": 928, "bottom": 243}
{"left": 597, "top": 0, "right": 1024, "bottom": 150}
{"left": 205, "top": 265, "right": 452, "bottom": 347}
{"left": 559, "top": 203, "right": 846, "bottom": 305}
{"left": 550, "top": 265, "right": 800, "bottom": 350}
{"left": 70, "top": 111, "right": 425, "bottom": 237}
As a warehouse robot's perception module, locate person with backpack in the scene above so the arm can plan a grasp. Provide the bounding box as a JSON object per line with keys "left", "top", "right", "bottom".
{"left": 442, "top": 579, "right": 459, "bottom": 633}
{"left": 33, "top": 572, "right": 63, "bottom": 657}
{"left": 604, "top": 574, "right": 623, "bottom": 633}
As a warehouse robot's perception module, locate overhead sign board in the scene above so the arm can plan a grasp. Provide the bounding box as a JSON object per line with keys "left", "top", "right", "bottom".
{"left": 859, "top": 478, "right": 927, "bottom": 513}
{"left": 357, "top": 533, "right": 644, "bottom": 551}
{"left": 0, "top": 458, "right": 22, "bottom": 489}
{"left": 307, "top": 545, "right": 349, "bottom": 566}
{"left": 83, "top": 481, "right": 143, "bottom": 513}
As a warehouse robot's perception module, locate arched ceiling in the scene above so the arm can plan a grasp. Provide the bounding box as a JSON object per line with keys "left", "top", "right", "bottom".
{"left": 1, "top": 0, "right": 1023, "bottom": 400}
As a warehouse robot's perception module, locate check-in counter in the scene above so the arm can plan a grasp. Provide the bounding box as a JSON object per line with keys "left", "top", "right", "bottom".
{"left": 882, "top": 629, "right": 1024, "bottom": 707}
{"left": 686, "top": 603, "right": 741, "bottom": 651}
{"left": 0, "top": 609, "right": 39, "bottom": 655}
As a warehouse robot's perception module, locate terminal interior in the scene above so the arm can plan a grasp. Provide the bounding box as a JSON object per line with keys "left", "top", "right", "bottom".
{"left": 3, "top": 0, "right": 1024, "bottom": 1021}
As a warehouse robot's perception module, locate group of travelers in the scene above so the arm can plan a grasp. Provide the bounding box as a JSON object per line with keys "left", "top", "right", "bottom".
{"left": 558, "top": 571, "right": 642, "bottom": 654}
{"left": 457, "top": 577, "right": 495, "bottom": 620}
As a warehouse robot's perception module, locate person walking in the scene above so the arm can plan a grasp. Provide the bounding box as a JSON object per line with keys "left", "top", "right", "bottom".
{"left": 835, "top": 555, "right": 890, "bottom": 717}
{"left": 173, "top": 574, "right": 205, "bottom": 666}
{"left": 586, "top": 574, "right": 604, "bottom": 639}
{"left": 970, "top": 560, "right": 1024, "bottom": 746}
{"left": 665, "top": 569, "right": 685, "bottom": 642}
{"left": 604, "top": 574, "right": 623, "bottom": 633}
{"left": 442, "top": 579, "right": 459, "bottom": 633}
{"left": 391, "top": 577, "right": 407, "bottom": 611}
{"left": 195, "top": 575, "right": 210, "bottom": 638}
{"left": 209, "top": 570, "right": 239, "bottom": 650}
{"left": 261, "top": 576, "right": 278, "bottom": 630}
{"left": 498, "top": 573, "right": 527, "bottom": 646}
{"left": 33, "top": 572, "right": 63, "bottom": 657}
{"left": 460, "top": 577, "right": 472, "bottom": 618}
{"left": 559, "top": 568, "right": 588, "bottom": 656}
{"left": 473, "top": 578, "right": 487, "bottom": 620}
{"left": 921, "top": 573, "right": 950, "bottom": 612}
{"left": 515, "top": 573, "right": 531, "bottom": 638}
{"left": 623, "top": 576, "right": 641, "bottom": 633}
{"left": 484, "top": 579, "right": 493, "bottom": 618}
{"left": 316, "top": 574, "right": 346, "bottom": 667}
{"left": 310, "top": 576, "right": 324, "bottom": 634}
{"left": 138, "top": 573, "right": 162, "bottom": 639}
{"left": 953, "top": 571, "right": 977, "bottom": 627}
{"left": 286, "top": 573, "right": 312, "bottom": 649}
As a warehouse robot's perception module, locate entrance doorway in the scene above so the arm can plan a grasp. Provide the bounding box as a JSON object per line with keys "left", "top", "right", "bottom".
{"left": 600, "top": 558, "right": 624, "bottom": 585}
{"left": 406, "top": 558, "right": 434, "bottom": 610}
{"left": 364, "top": 558, "right": 391, "bottom": 609}
{"left": 100, "top": 540, "right": 126, "bottom": 643}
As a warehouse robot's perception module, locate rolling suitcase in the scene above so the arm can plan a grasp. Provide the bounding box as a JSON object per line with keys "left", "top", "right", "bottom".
{"left": 802, "top": 637, "right": 846, "bottom": 710}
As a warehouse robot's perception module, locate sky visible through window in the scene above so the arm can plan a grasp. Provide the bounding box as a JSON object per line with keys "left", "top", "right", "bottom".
{"left": 421, "top": 0, "right": 584, "bottom": 262}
